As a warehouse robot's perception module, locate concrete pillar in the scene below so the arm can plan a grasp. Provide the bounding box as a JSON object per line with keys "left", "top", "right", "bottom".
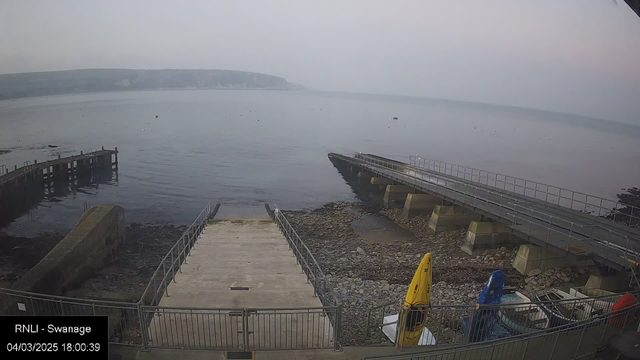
{"left": 357, "top": 171, "right": 373, "bottom": 179}
{"left": 401, "top": 193, "right": 440, "bottom": 219}
{"left": 512, "top": 244, "right": 575, "bottom": 276}
{"left": 370, "top": 177, "right": 393, "bottom": 185}
{"left": 584, "top": 273, "right": 628, "bottom": 292}
{"left": 357, "top": 171, "right": 373, "bottom": 185}
{"left": 461, "top": 221, "right": 518, "bottom": 255}
{"left": 427, "top": 205, "right": 481, "bottom": 233}
{"left": 383, "top": 185, "right": 414, "bottom": 207}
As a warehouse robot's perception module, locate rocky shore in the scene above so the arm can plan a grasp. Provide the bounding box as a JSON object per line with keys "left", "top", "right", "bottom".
{"left": 284, "top": 202, "right": 586, "bottom": 346}
{"left": 0, "top": 223, "right": 187, "bottom": 302}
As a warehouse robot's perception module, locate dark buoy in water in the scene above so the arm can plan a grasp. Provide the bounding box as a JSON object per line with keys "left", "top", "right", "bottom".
{"left": 155, "top": 115, "right": 158, "bottom": 118}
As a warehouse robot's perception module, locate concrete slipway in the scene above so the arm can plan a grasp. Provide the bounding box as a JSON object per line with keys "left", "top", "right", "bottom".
{"left": 146, "top": 207, "right": 334, "bottom": 350}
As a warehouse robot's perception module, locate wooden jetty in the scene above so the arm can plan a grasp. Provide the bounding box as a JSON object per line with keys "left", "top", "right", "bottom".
{"left": 0, "top": 147, "right": 118, "bottom": 226}
{"left": 0, "top": 147, "right": 117, "bottom": 186}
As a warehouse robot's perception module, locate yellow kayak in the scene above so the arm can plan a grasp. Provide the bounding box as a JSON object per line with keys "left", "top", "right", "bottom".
{"left": 398, "top": 252, "right": 432, "bottom": 346}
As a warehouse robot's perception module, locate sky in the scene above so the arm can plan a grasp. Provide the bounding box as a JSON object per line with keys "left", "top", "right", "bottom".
{"left": 1, "top": 0, "right": 640, "bottom": 125}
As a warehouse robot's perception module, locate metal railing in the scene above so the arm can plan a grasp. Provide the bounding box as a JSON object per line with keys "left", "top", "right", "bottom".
{"left": 137, "top": 204, "right": 341, "bottom": 351}
{"left": 350, "top": 153, "right": 640, "bottom": 270}
{"left": 141, "top": 305, "right": 340, "bottom": 351}
{"left": 0, "top": 287, "right": 142, "bottom": 345}
{"left": 408, "top": 155, "right": 640, "bottom": 227}
{"left": 365, "top": 290, "right": 634, "bottom": 349}
{"left": 509, "top": 202, "right": 640, "bottom": 271}
{"left": 139, "top": 203, "right": 219, "bottom": 307}
{"left": 0, "top": 203, "right": 220, "bottom": 347}
{"left": 272, "top": 205, "right": 342, "bottom": 348}
{"left": 273, "top": 205, "right": 334, "bottom": 305}
{"left": 363, "top": 300, "right": 640, "bottom": 360}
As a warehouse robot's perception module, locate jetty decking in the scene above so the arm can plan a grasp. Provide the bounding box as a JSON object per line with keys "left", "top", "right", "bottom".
{"left": 329, "top": 153, "right": 640, "bottom": 271}
{"left": 0, "top": 147, "right": 118, "bottom": 226}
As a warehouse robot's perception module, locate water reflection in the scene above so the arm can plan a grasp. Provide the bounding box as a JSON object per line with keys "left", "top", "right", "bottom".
{"left": 328, "top": 155, "right": 385, "bottom": 206}
{"left": 0, "top": 169, "right": 118, "bottom": 228}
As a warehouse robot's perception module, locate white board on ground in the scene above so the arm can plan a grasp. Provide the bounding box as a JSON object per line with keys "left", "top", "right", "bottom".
{"left": 382, "top": 314, "right": 436, "bottom": 346}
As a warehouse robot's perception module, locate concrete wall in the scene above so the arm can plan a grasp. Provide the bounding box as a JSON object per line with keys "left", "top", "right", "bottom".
{"left": 461, "top": 221, "right": 522, "bottom": 255}
{"left": 370, "top": 177, "right": 394, "bottom": 185}
{"left": 12, "top": 205, "right": 126, "bottom": 295}
{"left": 383, "top": 185, "right": 415, "bottom": 207}
{"left": 585, "top": 273, "right": 629, "bottom": 292}
{"left": 427, "top": 205, "right": 481, "bottom": 233}
{"left": 512, "top": 244, "right": 575, "bottom": 276}
{"left": 402, "top": 193, "right": 440, "bottom": 219}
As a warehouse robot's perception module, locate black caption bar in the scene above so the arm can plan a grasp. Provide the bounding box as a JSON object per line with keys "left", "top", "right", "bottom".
{"left": 0, "top": 316, "right": 108, "bottom": 359}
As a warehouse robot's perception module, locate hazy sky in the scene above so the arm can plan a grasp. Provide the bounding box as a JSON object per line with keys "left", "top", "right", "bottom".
{"left": 1, "top": 0, "right": 640, "bottom": 125}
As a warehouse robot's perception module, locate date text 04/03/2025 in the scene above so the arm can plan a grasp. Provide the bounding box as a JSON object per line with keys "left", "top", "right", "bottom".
{"left": 6, "top": 342, "right": 101, "bottom": 353}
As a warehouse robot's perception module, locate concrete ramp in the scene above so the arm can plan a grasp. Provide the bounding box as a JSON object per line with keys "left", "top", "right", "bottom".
{"left": 147, "top": 212, "right": 334, "bottom": 350}
{"left": 11, "top": 205, "right": 125, "bottom": 295}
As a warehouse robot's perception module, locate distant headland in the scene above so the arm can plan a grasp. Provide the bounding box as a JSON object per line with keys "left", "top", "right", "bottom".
{"left": 0, "top": 68, "right": 305, "bottom": 100}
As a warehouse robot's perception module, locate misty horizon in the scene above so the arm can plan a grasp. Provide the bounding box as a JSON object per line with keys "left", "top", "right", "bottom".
{"left": 2, "top": 67, "right": 640, "bottom": 133}
{"left": 2, "top": 1, "right": 640, "bottom": 125}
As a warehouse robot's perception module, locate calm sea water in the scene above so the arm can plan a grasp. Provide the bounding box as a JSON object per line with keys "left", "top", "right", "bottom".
{"left": 1, "top": 90, "right": 639, "bottom": 236}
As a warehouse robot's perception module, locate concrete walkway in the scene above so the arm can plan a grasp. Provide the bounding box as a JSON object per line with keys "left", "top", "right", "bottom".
{"left": 147, "top": 217, "right": 333, "bottom": 350}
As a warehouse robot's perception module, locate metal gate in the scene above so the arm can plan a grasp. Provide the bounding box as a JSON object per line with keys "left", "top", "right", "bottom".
{"left": 141, "top": 305, "right": 340, "bottom": 351}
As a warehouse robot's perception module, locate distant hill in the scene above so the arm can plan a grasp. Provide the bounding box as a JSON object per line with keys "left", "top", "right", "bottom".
{"left": 0, "top": 69, "right": 305, "bottom": 100}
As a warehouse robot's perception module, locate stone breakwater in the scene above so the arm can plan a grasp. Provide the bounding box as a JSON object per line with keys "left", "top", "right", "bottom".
{"left": 284, "top": 202, "right": 586, "bottom": 346}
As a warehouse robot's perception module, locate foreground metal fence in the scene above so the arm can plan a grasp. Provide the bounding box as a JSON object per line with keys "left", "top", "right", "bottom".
{"left": 408, "top": 155, "right": 640, "bottom": 227}
{"left": 139, "top": 203, "right": 219, "bottom": 307}
{"left": 364, "top": 301, "right": 640, "bottom": 360}
{"left": 0, "top": 203, "right": 219, "bottom": 347}
{"left": 0, "top": 287, "right": 142, "bottom": 344}
{"left": 141, "top": 305, "right": 340, "bottom": 351}
{"left": 366, "top": 290, "right": 635, "bottom": 350}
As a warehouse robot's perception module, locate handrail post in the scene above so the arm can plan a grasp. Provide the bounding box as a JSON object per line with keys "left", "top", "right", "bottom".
{"left": 572, "top": 322, "right": 588, "bottom": 359}
{"left": 171, "top": 249, "right": 177, "bottom": 281}
{"left": 547, "top": 331, "right": 560, "bottom": 360}
{"left": 528, "top": 208, "right": 533, "bottom": 235}
{"left": 138, "top": 301, "right": 149, "bottom": 350}
{"left": 242, "top": 309, "right": 250, "bottom": 351}
{"left": 152, "top": 275, "right": 157, "bottom": 301}
{"left": 163, "top": 262, "right": 169, "bottom": 297}
{"left": 183, "top": 236, "right": 188, "bottom": 264}
{"left": 598, "top": 198, "right": 604, "bottom": 217}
